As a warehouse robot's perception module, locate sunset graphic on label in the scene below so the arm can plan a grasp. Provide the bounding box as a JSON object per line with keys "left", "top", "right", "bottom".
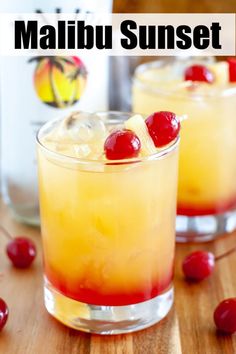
{"left": 29, "top": 56, "right": 87, "bottom": 108}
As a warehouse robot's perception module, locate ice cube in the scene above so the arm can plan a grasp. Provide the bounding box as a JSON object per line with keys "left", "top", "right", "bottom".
{"left": 89, "top": 141, "right": 106, "bottom": 160}
{"left": 70, "top": 124, "right": 93, "bottom": 142}
{"left": 73, "top": 144, "right": 91, "bottom": 158}
{"left": 63, "top": 112, "right": 107, "bottom": 143}
{"left": 43, "top": 112, "right": 108, "bottom": 160}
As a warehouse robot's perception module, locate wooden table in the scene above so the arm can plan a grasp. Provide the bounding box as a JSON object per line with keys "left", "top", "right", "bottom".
{"left": 0, "top": 199, "right": 236, "bottom": 354}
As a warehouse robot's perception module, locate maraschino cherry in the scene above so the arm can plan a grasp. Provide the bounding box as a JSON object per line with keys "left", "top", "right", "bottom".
{"left": 182, "top": 251, "right": 215, "bottom": 281}
{"left": 0, "top": 225, "right": 36, "bottom": 268}
{"left": 0, "top": 298, "right": 8, "bottom": 331}
{"left": 227, "top": 57, "right": 236, "bottom": 82}
{"left": 145, "top": 111, "right": 180, "bottom": 148}
{"left": 214, "top": 298, "right": 236, "bottom": 334}
{"left": 184, "top": 64, "right": 214, "bottom": 83}
{"left": 6, "top": 237, "right": 36, "bottom": 268}
{"left": 104, "top": 129, "right": 141, "bottom": 160}
{"left": 182, "top": 245, "right": 236, "bottom": 281}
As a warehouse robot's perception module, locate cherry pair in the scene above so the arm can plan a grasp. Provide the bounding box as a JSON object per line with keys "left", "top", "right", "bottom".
{"left": 0, "top": 226, "right": 37, "bottom": 331}
{"left": 104, "top": 111, "right": 180, "bottom": 160}
{"left": 183, "top": 248, "right": 236, "bottom": 334}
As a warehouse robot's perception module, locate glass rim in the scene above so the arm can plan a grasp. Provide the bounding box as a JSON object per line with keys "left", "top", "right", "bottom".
{"left": 36, "top": 111, "right": 180, "bottom": 166}
{"left": 133, "top": 59, "right": 236, "bottom": 99}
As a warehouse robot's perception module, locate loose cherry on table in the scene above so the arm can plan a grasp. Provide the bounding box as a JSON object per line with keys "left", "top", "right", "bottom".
{"left": 182, "top": 251, "right": 215, "bottom": 281}
{"left": 0, "top": 298, "right": 8, "bottom": 331}
{"left": 7, "top": 237, "right": 36, "bottom": 269}
{"left": 0, "top": 225, "right": 36, "bottom": 268}
{"left": 214, "top": 298, "right": 236, "bottom": 334}
{"left": 104, "top": 129, "right": 141, "bottom": 160}
{"left": 184, "top": 64, "right": 214, "bottom": 83}
{"left": 145, "top": 111, "right": 180, "bottom": 148}
{"left": 182, "top": 246, "right": 236, "bottom": 282}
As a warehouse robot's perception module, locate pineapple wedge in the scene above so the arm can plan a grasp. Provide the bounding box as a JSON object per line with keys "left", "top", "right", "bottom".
{"left": 208, "top": 62, "right": 229, "bottom": 85}
{"left": 125, "top": 114, "right": 157, "bottom": 156}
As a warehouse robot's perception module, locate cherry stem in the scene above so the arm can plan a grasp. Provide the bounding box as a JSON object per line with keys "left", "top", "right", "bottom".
{"left": 0, "top": 225, "right": 13, "bottom": 240}
{"left": 215, "top": 246, "right": 236, "bottom": 261}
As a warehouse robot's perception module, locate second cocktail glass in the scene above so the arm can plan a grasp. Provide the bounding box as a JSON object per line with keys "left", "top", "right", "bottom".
{"left": 133, "top": 59, "right": 236, "bottom": 242}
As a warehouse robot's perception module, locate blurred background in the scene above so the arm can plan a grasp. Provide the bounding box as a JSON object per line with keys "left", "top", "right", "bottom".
{"left": 110, "top": 0, "right": 236, "bottom": 109}
{"left": 113, "top": 0, "right": 236, "bottom": 13}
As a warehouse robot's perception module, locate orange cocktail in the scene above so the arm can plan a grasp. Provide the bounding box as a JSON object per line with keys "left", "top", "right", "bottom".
{"left": 133, "top": 58, "right": 236, "bottom": 242}
{"left": 37, "top": 111, "right": 179, "bottom": 334}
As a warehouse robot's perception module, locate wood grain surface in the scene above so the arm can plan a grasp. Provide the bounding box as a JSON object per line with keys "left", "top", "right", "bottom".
{"left": 0, "top": 198, "right": 236, "bottom": 354}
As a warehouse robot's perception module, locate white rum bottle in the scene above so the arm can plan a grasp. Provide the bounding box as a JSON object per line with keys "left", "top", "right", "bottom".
{"left": 0, "top": 0, "right": 113, "bottom": 225}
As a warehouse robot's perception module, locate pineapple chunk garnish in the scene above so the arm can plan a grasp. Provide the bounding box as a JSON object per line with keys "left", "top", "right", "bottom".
{"left": 124, "top": 114, "right": 157, "bottom": 156}
{"left": 208, "top": 62, "right": 229, "bottom": 85}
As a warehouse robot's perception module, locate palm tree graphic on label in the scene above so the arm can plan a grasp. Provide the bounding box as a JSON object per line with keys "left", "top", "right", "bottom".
{"left": 28, "top": 56, "right": 87, "bottom": 108}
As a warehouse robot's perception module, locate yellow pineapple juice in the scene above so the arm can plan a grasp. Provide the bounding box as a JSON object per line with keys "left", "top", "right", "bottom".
{"left": 37, "top": 111, "right": 179, "bottom": 333}
{"left": 133, "top": 60, "right": 236, "bottom": 241}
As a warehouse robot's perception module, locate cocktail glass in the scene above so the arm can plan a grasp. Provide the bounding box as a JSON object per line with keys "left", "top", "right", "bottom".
{"left": 37, "top": 111, "right": 179, "bottom": 334}
{"left": 132, "top": 59, "right": 236, "bottom": 242}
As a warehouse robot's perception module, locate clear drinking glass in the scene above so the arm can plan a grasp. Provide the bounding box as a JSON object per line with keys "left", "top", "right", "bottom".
{"left": 132, "top": 59, "right": 236, "bottom": 242}
{"left": 37, "top": 111, "right": 179, "bottom": 334}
